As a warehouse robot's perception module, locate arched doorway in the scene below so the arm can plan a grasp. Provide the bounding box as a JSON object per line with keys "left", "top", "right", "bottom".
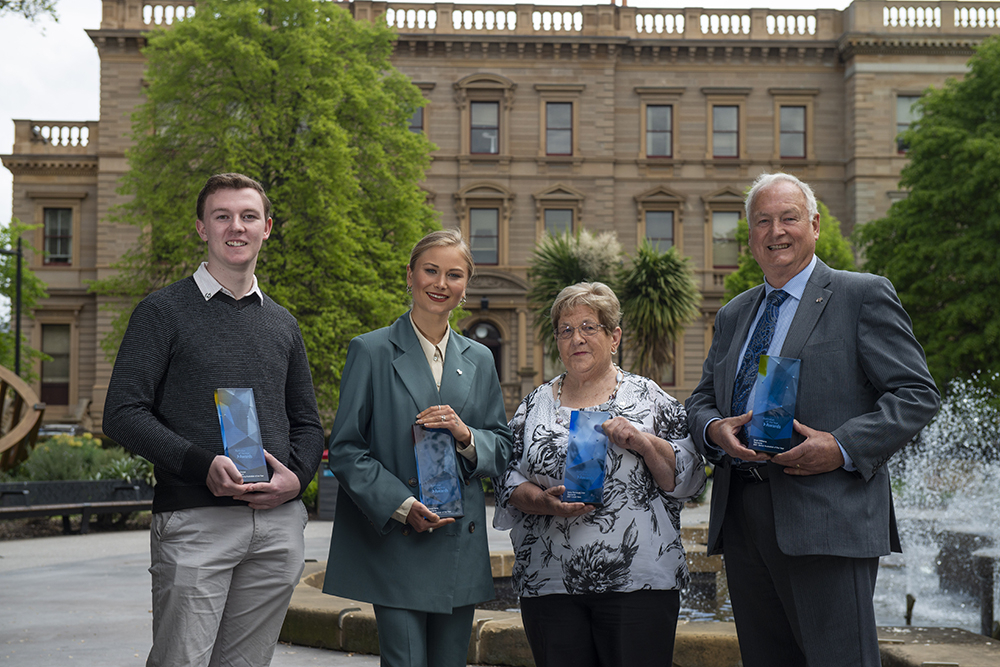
{"left": 463, "top": 320, "right": 502, "bottom": 381}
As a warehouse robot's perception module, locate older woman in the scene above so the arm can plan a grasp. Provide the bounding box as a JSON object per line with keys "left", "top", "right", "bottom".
{"left": 493, "top": 281, "right": 706, "bottom": 667}
{"left": 324, "top": 229, "right": 512, "bottom": 667}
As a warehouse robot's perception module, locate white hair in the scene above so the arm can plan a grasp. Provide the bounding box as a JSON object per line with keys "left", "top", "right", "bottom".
{"left": 745, "top": 172, "right": 819, "bottom": 220}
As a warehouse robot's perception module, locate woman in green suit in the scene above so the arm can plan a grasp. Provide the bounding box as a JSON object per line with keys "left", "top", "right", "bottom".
{"left": 323, "top": 229, "right": 513, "bottom": 667}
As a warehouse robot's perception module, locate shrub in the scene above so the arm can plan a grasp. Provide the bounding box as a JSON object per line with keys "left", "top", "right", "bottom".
{"left": 12, "top": 433, "right": 153, "bottom": 483}
{"left": 94, "top": 454, "right": 155, "bottom": 486}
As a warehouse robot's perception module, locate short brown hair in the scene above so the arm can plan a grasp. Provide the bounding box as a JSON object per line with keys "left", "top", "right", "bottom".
{"left": 550, "top": 282, "right": 621, "bottom": 333}
{"left": 408, "top": 229, "right": 476, "bottom": 278}
{"left": 196, "top": 173, "right": 271, "bottom": 221}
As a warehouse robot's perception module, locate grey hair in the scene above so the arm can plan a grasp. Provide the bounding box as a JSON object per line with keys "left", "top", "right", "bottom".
{"left": 745, "top": 172, "right": 819, "bottom": 221}
{"left": 550, "top": 282, "right": 622, "bottom": 334}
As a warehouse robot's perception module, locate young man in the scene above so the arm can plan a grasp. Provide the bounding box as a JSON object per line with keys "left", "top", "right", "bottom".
{"left": 103, "top": 173, "right": 325, "bottom": 667}
{"left": 686, "top": 172, "right": 939, "bottom": 667}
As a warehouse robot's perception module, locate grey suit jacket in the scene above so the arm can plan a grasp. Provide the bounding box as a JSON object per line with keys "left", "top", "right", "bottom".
{"left": 687, "top": 259, "right": 939, "bottom": 559}
{"left": 323, "top": 313, "right": 513, "bottom": 613}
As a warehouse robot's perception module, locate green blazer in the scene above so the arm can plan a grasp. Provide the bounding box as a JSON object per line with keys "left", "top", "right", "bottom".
{"left": 323, "top": 313, "right": 513, "bottom": 613}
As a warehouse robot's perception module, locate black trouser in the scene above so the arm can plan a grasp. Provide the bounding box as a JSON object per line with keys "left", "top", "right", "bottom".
{"left": 723, "top": 475, "right": 881, "bottom": 667}
{"left": 520, "top": 588, "right": 681, "bottom": 667}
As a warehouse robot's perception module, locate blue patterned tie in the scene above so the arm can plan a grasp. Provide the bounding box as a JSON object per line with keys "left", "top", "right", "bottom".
{"left": 731, "top": 289, "right": 790, "bottom": 419}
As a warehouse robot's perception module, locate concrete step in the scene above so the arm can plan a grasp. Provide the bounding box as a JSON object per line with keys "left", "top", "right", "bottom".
{"left": 282, "top": 562, "right": 1000, "bottom": 667}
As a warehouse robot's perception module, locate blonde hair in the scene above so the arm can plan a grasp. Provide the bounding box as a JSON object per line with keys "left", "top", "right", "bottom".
{"left": 408, "top": 229, "right": 476, "bottom": 278}
{"left": 550, "top": 282, "right": 621, "bottom": 333}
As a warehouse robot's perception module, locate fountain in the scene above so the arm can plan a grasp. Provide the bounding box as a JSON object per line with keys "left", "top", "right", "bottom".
{"left": 874, "top": 373, "right": 1000, "bottom": 636}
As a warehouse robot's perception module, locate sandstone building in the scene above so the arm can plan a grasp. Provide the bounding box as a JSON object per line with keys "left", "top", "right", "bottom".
{"left": 3, "top": 0, "right": 999, "bottom": 428}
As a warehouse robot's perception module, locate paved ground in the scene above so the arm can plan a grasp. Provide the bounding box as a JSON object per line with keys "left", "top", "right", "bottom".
{"left": 0, "top": 519, "right": 377, "bottom": 666}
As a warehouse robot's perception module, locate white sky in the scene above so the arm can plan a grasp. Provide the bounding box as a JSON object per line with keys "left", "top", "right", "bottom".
{"left": 0, "top": 0, "right": 854, "bottom": 229}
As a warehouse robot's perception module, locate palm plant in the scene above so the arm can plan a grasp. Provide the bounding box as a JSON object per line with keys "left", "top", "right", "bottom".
{"left": 618, "top": 241, "right": 701, "bottom": 380}
{"left": 527, "top": 230, "right": 622, "bottom": 364}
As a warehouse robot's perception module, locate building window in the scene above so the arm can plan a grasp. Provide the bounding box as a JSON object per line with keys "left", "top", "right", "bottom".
{"left": 455, "top": 182, "right": 513, "bottom": 265}
{"left": 897, "top": 95, "right": 922, "bottom": 153}
{"left": 636, "top": 87, "right": 684, "bottom": 163}
{"left": 469, "top": 208, "right": 499, "bottom": 265}
{"left": 455, "top": 73, "right": 516, "bottom": 161}
{"left": 712, "top": 211, "right": 741, "bottom": 268}
{"left": 408, "top": 107, "right": 424, "bottom": 134}
{"left": 546, "top": 102, "right": 572, "bottom": 156}
{"left": 769, "top": 89, "right": 818, "bottom": 162}
{"left": 780, "top": 106, "right": 806, "bottom": 159}
{"left": 44, "top": 208, "right": 72, "bottom": 265}
{"left": 646, "top": 105, "right": 672, "bottom": 158}
{"left": 544, "top": 209, "right": 573, "bottom": 236}
{"left": 535, "top": 84, "right": 584, "bottom": 160}
{"left": 533, "top": 183, "right": 584, "bottom": 240}
{"left": 712, "top": 106, "right": 739, "bottom": 158}
{"left": 645, "top": 211, "right": 674, "bottom": 251}
{"left": 471, "top": 101, "right": 499, "bottom": 154}
{"left": 41, "top": 323, "right": 71, "bottom": 405}
{"left": 636, "top": 185, "right": 683, "bottom": 254}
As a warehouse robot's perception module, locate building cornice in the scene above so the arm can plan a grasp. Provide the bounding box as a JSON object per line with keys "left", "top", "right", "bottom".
{"left": 393, "top": 37, "right": 840, "bottom": 67}
{"left": 86, "top": 28, "right": 147, "bottom": 54}
{"left": 0, "top": 155, "right": 99, "bottom": 176}
{"left": 838, "top": 33, "right": 982, "bottom": 59}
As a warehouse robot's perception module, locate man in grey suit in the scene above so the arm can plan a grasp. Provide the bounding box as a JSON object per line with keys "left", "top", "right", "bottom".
{"left": 686, "top": 172, "right": 940, "bottom": 666}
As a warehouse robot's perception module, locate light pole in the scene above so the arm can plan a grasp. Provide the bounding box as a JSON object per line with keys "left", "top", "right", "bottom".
{"left": 0, "top": 238, "right": 24, "bottom": 376}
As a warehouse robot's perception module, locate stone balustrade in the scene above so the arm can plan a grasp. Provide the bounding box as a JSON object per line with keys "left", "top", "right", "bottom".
{"left": 364, "top": 1, "right": 1000, "bottom": 40}
{"left": 93, "top": 1, "right": 1000, "bottom": 38}
{"left": 9, "top": 120, "right": 98, "bottom": 155}
{"left": 142, "top": 1, "right": 195, "bottom": 27}
{"left": 100, "top": 0, "right": 195, "bottom": 30}
{"left": 847, "top": 0, "right": 1000, "bottom": 33}
{"left": 365, "top": 3, "right": 845, "bottom": 40}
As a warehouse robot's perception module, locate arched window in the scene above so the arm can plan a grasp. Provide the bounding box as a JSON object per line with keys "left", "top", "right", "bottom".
{"left": 464, "top": 320, "right": 502, "bottom": 380}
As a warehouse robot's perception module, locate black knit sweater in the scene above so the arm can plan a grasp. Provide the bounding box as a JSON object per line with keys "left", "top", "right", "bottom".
{"left": 103, "top": 277, "right": 325, "bottom": 513}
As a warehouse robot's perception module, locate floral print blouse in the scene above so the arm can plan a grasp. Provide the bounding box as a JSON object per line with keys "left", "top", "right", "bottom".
{"left": 493, "top": 371, "right": 706, "bottom": 598}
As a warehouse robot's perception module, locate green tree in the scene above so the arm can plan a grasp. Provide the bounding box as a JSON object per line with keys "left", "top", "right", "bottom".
{"left": 617, "top": 241, "right": 700, "bottom": 380}
{"left": 723, "top": 200, "right": 855, "bottom": 303}
{"left": 90, "top": 0, "right": 437, "bottom": 414}
{"left": 0, "top": 0, "right": 56, "bottom": 21}
{"left": 0, "top": 220, "right": 49, "bottom": 381}
{"left": 527, "top": 230, "right": 622, "bottom": 363}
{"left": 856, "top": 36, "right": 1000, "bottom": 389}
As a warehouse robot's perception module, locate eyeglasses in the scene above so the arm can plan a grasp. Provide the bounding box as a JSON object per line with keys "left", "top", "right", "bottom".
{"left": 554, "top": 322, "right": 607, "bottom": 340}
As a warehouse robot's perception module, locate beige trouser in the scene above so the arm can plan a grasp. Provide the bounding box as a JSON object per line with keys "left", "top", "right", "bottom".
{"left": 146, "top": 502, "right": 307, "bottom": 667}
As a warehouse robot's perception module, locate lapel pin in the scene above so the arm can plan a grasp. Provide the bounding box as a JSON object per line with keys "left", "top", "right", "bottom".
{"left": 456, "top": 369, "right": 463, "bottom": 375}
{"left": 816, "top": 297, "right": 823, "bottom": 303}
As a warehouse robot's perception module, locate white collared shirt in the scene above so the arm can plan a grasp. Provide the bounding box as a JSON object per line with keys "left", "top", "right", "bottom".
{"left": 193, "top": 262, "right": 264, "bottom": 303}
{"left": 409, "top": 314, "right": 450, "bottom": 391}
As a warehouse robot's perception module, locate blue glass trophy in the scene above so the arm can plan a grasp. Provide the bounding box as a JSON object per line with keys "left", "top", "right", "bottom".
{"left": 747, "top": 356, "right": 801, "bottom": 454}
{"left": 561, "top": 410, "right": 611, "bottom": 505}
{"left": 215, "top": 388, "right": 269, "bottom": 483}
{"left": 413, "top": 425, "right": 465, "bottom": 518}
